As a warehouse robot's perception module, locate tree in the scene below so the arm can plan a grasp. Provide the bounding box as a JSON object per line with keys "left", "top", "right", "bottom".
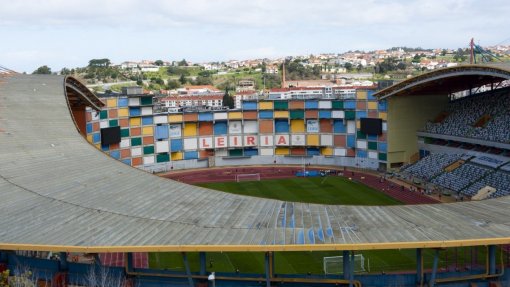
{"left": 60, "top": 67, "right": 72, "bottom": 75}
{"left": 88, "top": 59, "right": 111, "bottom": 67}
{"left": 178, "top": 59, "right": 188, "bottom": 66}
{"left": 344, "top": 62, "right": 353, "bottom": 71}
{"left": 222, "top": 88, "right": 234, "bottom": 109}
{"left": 356, "top": 64, "right": 363, "bottom": 72}
{"left": 453, "top": 48, "right": 467, "bottom": 62}
{"left": 32, "top": 65, "right": 51, "bottom": 74}
{"left": 179, "top": 74, "right": 187, "bottom": 85}
{"left": 167, "top": 80, "right": 181, "bottom": 90}
{"left": 154, "top": 60, "right": 164, "bottom": 66}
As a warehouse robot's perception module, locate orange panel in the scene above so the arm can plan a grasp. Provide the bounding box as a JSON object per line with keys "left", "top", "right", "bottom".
{"left": 290, "top": 147, "right": 306, "bottom": 155}
{"left": 143, "top": 136, "right": 154, "bottom": 145}
{"left": 243, "top": 111, "right": 258, "bottom": 120}
{"left": 86, "top": 112, "right": 92, "bottom": 122}
{"left": 289, "top": 101, "right": 304, "bottom": 109}
{"left": 110, "top": 143, "right": 120, "bottom": 150}
{"left": 199, "top": 150, "right": 214, "bottom": 158}
{"left": 356, "top": 101, "right": 367, "bottom": 110}
{"left": 183, "top": 113, "right": 198, "bottom": 122}
{"left": 92, "top": 122, "right": 99, "bottom": 132}
{"left": 368, "top": 110, "right": 378, "bottom": 118}
{"left": 320, "top": 119, "right": 333, "bottom": 133}
{"left": 305, "top": 110, "right": 318, "bottom": 118}
{"left": 120, "top": 149, "right": 131, "bottom": 159}
{"left": 132, "top": 157, "right": 143, "bottom": 166}
{"left": 378, "top": 133, "right": 387, "bottom": 141}
{"left": 259, "top": 120, "right": 273, "bottom": 133}
{"left": 131, "top": 127, "right": 141, "bottom": 136}
{"left": 334, "top": 135, "right": 346, "bottom": 147}
{"left": 119, "top": 118, "right": 129, "bottom": 127}
{"left": 199, "top": 122, "right": 213, "bottom": 136}
{"left": 108, "top": 109, "right": 118, "bottom": 118}
{"left": 346, "top": 148, "right": 355, "bottom": 157}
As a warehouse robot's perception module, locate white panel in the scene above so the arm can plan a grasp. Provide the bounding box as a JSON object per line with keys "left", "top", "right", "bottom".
{"left": 128, "top": 97, "right": 140, "bottom": 106}
{"left": 243, "top": 135, "right": 258, "bottom": 147}
{"left": 259, "top": 135, "right": 274, "bottom": 147}
{"left": 214, "top": 112, "right": 228, "bottom": 120}
{"left": 332, "top": 110, "right": 344, "bottom": 118}
{"left": 275, "top": 134, "right": 289, "bottom": 146}
{"left": 228, "top": 121, "right": 242, "bottom": 134}
{"left": 99, "top": 120, "right": 109, "bottom": 129}
{"left": 229, "top": 135, "right": 242, "bottom": 147}
{"left": 347, "top": 121, "right": 356, "bottom": 134}
{"left": 318, "top": 100, "right": 332, "bottom": 109}
{"left": 334, "top": 148, "right": 346, "bottom": 156}
{"left": 260, "top": 148, "right": 274, "bottom": 156}
{"left": 215, "top": 149, "right": 228, "bottom": 156}
{"left": 199, "top": 137, "right": 213, "bottom": 149}
{"left": 356, "top": 140, "right": 367, "bottom": 149}
{"left": 291, "top": 134, "right": 306, "bottom": 146}
{"left": 155, "top": 141, "right": 170, "bottom": 153}
{"left": 306, "top": 120, "right": 319, "bottom": 133}
{"left": 143, "top": 155, "right": 154, "bottom": 165}
{"left": 368, "top": 151, "right": 378, "bottom": 159}
{"left": 131, "top": 147, "right": 142, "bottom": 157}
{"left": 169, "top": 124, "right": 182, "bottom": 138}
{"left": 154, "top": 115, "right": 167, "bottom": 124}
{"left": 120, "top": 139, "right": 130, "bottom": 148}
{"left": 321, "top": 134, "right": 333, "bottom": 146}
{"left": 141, "top": 106, "right": 153, "bottom": 116}
{"left": 215, "top": 136, "right": 228, "bottom": 148}
{"left": 91, "top": 111, "right": 100, "bottom": 120}
{"left": 183, "top": 138, "right": 198, "bottom": 150}
{"left": 243, "top": 121, "right": 257, "bottom": 133}
{"left": 382, "top": 121, "right": 388, "bottom": 131}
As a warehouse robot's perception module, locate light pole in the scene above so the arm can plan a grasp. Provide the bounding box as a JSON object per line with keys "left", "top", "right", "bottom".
{"left": 208, "top": 272, "right": 215, "bottom": 287}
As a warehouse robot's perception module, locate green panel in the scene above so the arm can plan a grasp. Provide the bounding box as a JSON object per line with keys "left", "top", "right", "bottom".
{"left": 344, "top": 111, "right": 355, "bottom": 120}
{"left": 228, "top": 149, "right": 243, "bottom": 156}
{"left": 290, "top": 110, "right": 304, "bottom": 119}
{"left": 368, "top": 141, "right": 378, "bottom": 150}
{"left": 356, "top": 131, "right": 366, "bottom": 139}
{"left": 99, "top": 110, "right": 108, "bottom": 119}
{"left": 120, "top": 128, "right": 130, "bottom": 138}
{"left": 378, "top": 153, "right": 387, "bottom": 161}
{"left": 109, "top": 119, "right": 118, "bottom": 127}
{"left": 131, "top": 137, "right": 142, "bottom": 146}
{"left": 143, "top": 145, "right": 154, "bottom": 155}
{"left": 156, "top": 153, "right": 170, "bottom": 163}
{"left": 141, "top": 96, "right": 153, "bottom": 105}
{"left": 332, "top": 101, "right": 343, "bottom": 109}
{"left": 274, "top": 101, "right": 289, "bottom": 110}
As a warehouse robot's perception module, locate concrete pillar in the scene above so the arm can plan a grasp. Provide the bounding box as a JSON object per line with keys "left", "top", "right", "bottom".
{"left": 343, "top": 250, "right": 350, "bottom": 280}
{"left": 181, "top": 252, "right": 194, "bottom": 287}
{"left": 199, "top": 252, "right": 206, "bottom": 276}
{"left": 488, "top": 245, "right": 497, "bottom": 275}
{"left": 59, "top": 252, "right": 68, "bottom": 271}
{"left": 416, "top": 248, "right": 423, "bottom": 285}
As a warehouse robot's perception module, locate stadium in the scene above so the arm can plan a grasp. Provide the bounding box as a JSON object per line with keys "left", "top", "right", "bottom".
{"left": 2, "top": 64, "right": 510, "bottom": 287}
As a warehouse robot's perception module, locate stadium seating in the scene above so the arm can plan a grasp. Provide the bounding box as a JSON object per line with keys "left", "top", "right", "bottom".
{"left": 400, "top": 153, "right": 462, "bottom": 180}
{"left": 462, "top": 170, "right": 510, "bottom": 198}
{"left": 431, "top": 163, "right": 491, "bottom": 193}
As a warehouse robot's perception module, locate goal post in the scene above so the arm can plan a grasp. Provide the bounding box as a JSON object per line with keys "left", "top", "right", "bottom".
{"left": 323, "top": 254, "right": 369, "bottom": 274}
{"left": 235, "top": 173, "right": 261, "bottom": 182}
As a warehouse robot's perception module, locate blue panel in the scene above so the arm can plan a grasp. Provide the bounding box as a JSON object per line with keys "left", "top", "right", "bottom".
{"left": 326, "top": 227, "right": 333, "bottom": 237}
{"left": 184, "top": 151, "right": 198, "bottom": 159}
{"left": 92, "top": 133, "right": 101, "bottom": 143}
{"left": 347, "top": 135, "right": 356, "bottom": 148}
{"left": 155, "top": 125, "right": 169, "bottom": 140}
{"left": 110, "top": 150, "right": 120, "bottom": 159}
{"left": 129, "top": 107, "right": 141, "bottom": 116}
{"left": 198, "top": 112, "right": 213, "bottom": 121}
{"left": 317, "top": 228, "right": 324, "bottom": 242}
{"left": 308, "top": 228, "right": 315, "bottom": 244}
{"left": 86, "top": 123, "right": 92, "bottom": 134}
{"left": 307, "top": 148, "right": 320, "bottom": 156}
{"left": 242, "top": 101, "right": 257, "bottom": 110}
{"left": 171, "top": 139, "right": 183, "bottom": 151}
{"left": 356, "top": 111, "right": 367, "bottom": 118}
{"left": 244, "top": 148, "right": 258, "bottom": 156}
{"left": 367, "top": 134, "right": 378, "bottom": 141}
{"left": 305, "top": 100, "right": 318, "bottom": 109}
{"left": 122, "top": 159, "right": 131, "bottom": 165}
{"left": 101, "top": 143, "right": 109, "bottom": 151}
{"left": 318, "top": 110, "right": 331, "bottom": 119}
{"left": 297, "top": 230, "right": 305, "bottom": 244}
{"left": 214, "top": 121, "right": 227, "bottom": 135}
{"left": 356, "top": 149, "right": 367, "bottom": 158}
{"left": 259, "top": 110, "right": 273, "bottom": 119}
{"left": 378, "top": 99, "right": 387, "bottom": 111}
{"left": 367, "top": 90, "right": 376, "bottom": 100}
{"left": 333, "top": 120, "right": 346, "bottom": 133}
{"left": 118, "top": 98, "right": 128, "bottom": 107}
{"left": 378, "top": 142, "right": 387, "bottom": 152}
{"left": 289, "top": 215, "right": 295, "bottom": 228}
{"left": 142, "top": 116, "right": 153, "bottom": 125}
{"left": 275, "top": 120, "right": 289, "bottom": 133}
{"left": 344, "top": 101, "right": 356, "bottom": 109}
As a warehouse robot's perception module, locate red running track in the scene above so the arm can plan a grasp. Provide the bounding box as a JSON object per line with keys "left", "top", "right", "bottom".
{"left": 99, "top": 252, "right": 148, "bottom": 268}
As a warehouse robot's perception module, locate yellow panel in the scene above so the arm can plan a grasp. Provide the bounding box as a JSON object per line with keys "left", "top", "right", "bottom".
{"left": 229, "top": 111, "right": 243, "bottom": 119}
{"left": 321, "top": 147, "right": 334, "bottom": 156}
{"left": 86, "top": 135, "right": 93, "bottom": 143}
{"left": 118, "top": 108, "right": 129, "bottom": 117}
{"left": 307, "top": 134, "right": 319, "bottom": 146}
{"left": 379, "top": 112, "right": 387, "bottom": 121}
{"left": 171, "top": 152, "right": 183, "bottom": 161}
{"left": 107, "top": 98, "right": 117, "bottom": 108}
{"left": 130, "top": 117, "right": 141, "bottom": 126}
{"left": 183, "top": 123, "right": 197, "bottom": 136}
{"left": 142, "top": 126, "right": 153, "bottom": 136}
{"left": 367, "top": 101, "right": 378, "bottom": 110}
{"left": 274, "top": 111, "right": 289, "bottom": 118}
{"left": 290, "top": 119, "right": 305, "bottom": 133}
{"left": 95, "top": 143, "right": 101, "bottom": 149}
{"left": 356, "top": 90, "right": 367, "bottom": 99}
{"left": 259, "top": 101, "right": 273, "bottom": 110}
{"left": 169, "top": 114, "right": 183, "bottom": 123}
{"left": 356, "top": 120, "right": 361, "bottom": 129}
{"left": 275, "top": 147, "right": 289, "bottom": 155}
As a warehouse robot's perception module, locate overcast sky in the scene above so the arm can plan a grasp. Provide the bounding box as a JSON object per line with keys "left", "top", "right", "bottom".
{"left": 1, "top": 0, "right": 509, "bottom": 73}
